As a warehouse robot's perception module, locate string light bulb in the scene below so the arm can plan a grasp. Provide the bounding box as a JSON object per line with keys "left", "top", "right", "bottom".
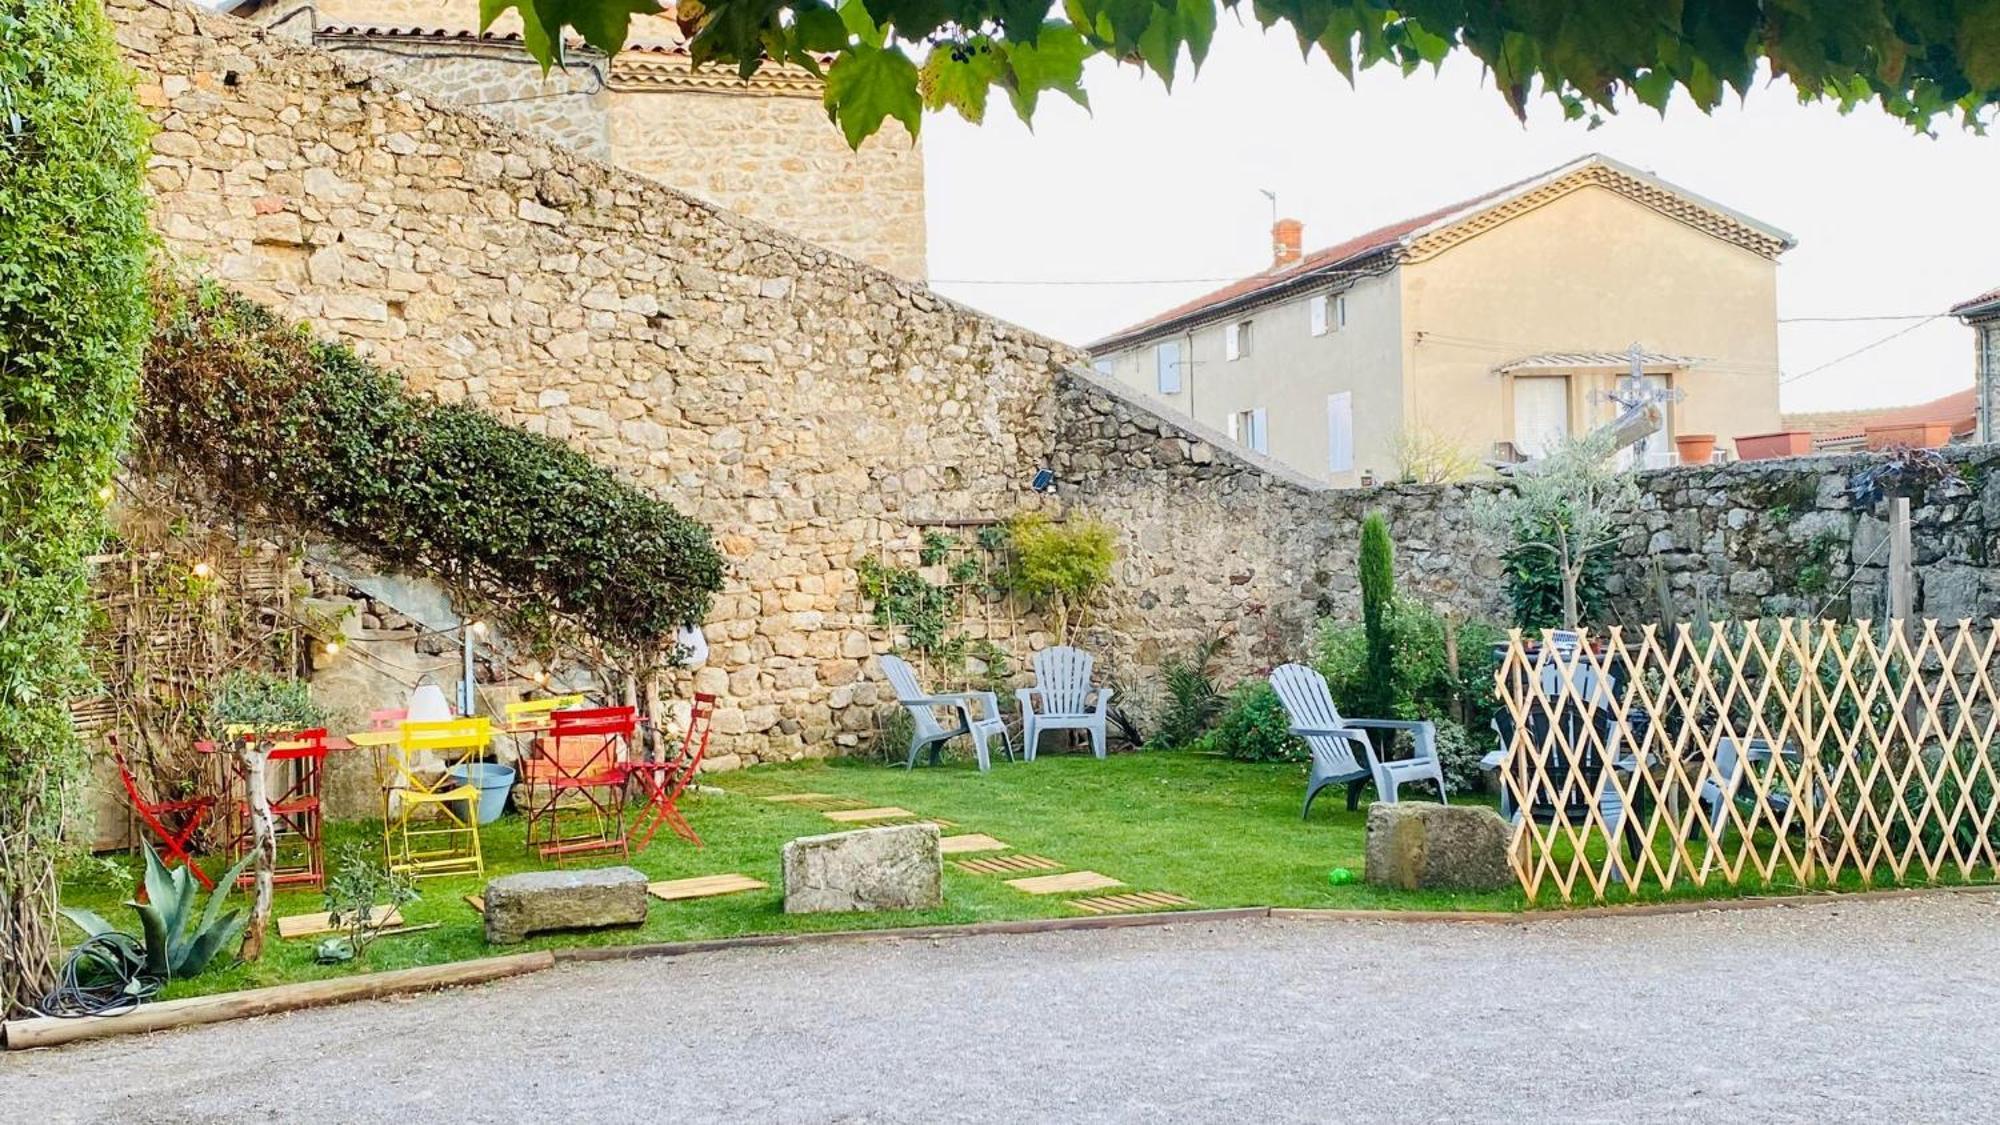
{"left": 323, "top": 640, "right": 342, "bottom": 657}
{"left": 191, "top": 560, "right": 213, "bottom": 579}
{"left": 533, "top": 670, "right": 549, "bottom": 686}
{"left": 469, "top": 620, "right": 488, "bottom": 637}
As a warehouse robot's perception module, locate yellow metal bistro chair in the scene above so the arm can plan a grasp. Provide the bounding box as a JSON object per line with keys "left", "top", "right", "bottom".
{"left": 381, "top": 717, "right": 494, "bottom": 879}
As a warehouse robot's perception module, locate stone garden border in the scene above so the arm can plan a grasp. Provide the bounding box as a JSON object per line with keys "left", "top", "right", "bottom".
{"left": 6, "top": 885, "right": 1995, "bottom": 1051}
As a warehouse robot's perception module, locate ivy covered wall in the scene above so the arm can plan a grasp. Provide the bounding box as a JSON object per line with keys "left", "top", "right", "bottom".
{"left": 0, "top": 0, "right": 153, "bottom": 1015}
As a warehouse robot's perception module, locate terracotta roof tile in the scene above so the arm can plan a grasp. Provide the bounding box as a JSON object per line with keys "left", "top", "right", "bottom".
{"left": 1952, "top": 287, "right": 2000, "bottom": 317}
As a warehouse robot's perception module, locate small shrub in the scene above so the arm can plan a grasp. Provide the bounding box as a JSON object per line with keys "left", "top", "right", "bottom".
{"left": 319, "top": 843, "right": 420, "bottom": 963}
{"left": 1006, "top": 513, "right": 1116, "bottom": 643}
{"left": 1358, "top": 512, "right": 1397, "bottom": 717}
{"left": 1203, "top": 681, "right": 1306, "bottom": 763}
{"left": 1431, "top": 718, "right": 1485, "bottom": 794}
{"left": 206, "top": 671, "right": 328, "bottom": 738}
{"left": 1146, "top": 632, "right": 1226, "bottom": 750}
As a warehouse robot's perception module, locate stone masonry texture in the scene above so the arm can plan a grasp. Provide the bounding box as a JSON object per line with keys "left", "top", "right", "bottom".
{"left": 111, "top": 0, "right": 2000, "bottom": 769}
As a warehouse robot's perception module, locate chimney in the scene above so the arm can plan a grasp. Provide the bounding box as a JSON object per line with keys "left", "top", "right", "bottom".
{"left": 1271, "top": 218, "right": 1303, "bottom": 269}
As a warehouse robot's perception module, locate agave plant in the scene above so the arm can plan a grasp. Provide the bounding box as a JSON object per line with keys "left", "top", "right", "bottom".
{"left": 61, "top": 842, "right": 254, "bottom": 980}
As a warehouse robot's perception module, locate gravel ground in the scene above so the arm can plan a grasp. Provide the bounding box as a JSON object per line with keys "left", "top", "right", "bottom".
{"left": 6, "top": 894, "right": 1999, "bottom": 1124}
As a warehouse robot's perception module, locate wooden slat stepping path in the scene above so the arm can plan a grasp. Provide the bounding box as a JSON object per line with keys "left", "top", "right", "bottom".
{"left": 1066, "top": 892, "right": 1196, "bottom": 915}
{"left": 464, "top": 894, "right": 485, "bottom": 914}
{"left": 277, "top": 906, "right": 401, "bottom": 939}
{"left": 647, "top": 873, "right": 767, "bottom": 902}
{"left": 823, "top": 807, "right": 915, "bottom": 823}
{"left": 1006, "top": 870, "right": 1124, "bottom": 895}
{"left": 763, "top": 793, "right": 870, "bottom": 810}
{"left": 954, "top": 854, "right": 1062, "bottom": 875}
{"left": 939, "top": 834, "right": 1008, "bottom": 855}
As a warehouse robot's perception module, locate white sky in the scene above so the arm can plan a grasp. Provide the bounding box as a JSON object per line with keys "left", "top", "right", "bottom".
{"left": 921, "top": 18, "right": 2000, "bottom": 415}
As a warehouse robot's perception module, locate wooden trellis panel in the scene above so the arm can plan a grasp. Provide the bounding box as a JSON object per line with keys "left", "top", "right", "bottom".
{"left": 1497, "top": 619, "right": 2000, "bottom": 903}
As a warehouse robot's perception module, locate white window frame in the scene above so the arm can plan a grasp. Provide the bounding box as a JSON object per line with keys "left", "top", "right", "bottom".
{"left": 1155, "top": 341, "right": 1182, "bottom": 394}
{"left": 1326, "top": 391, "right": 1354, "bottom": 474}
{"left": 1309, "top": 294, "right": 1328, "bottom": 337}
{"left": 1510, "top": 375, "right": 1571, "bottom": 459}
{"left": 1225, "top": 319, "right": 1252, "bottom": 362}
{"left": 1335, "top": 294, "right": 1348, "bottom": 331}
{"left": 1228, "top": 407, "right": 1269, "bottom": 455}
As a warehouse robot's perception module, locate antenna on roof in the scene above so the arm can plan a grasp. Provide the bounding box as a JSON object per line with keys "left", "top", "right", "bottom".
{"left": 1258, "top": 188, "right": 1277, "bottom": 230}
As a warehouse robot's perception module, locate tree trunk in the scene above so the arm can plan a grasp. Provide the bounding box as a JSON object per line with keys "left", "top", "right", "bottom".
{"left": 1556, "top": 526, "right": 1580, "bottom": 630}
{"left": 237, "top": 738, "right": 276, "bottom": 962}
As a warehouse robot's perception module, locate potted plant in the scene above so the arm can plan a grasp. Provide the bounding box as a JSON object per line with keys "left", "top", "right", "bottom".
{"left": 1673, "top": 433, "right": 1717, "bottom": 464}
{"left": 1733, "top": 430, "right": 1816, "bottom": 460}
{"left": 1863, "top": 422, "right": 1952, "bottom": 451}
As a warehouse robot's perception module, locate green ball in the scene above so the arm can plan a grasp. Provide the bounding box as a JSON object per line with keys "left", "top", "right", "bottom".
{"left": 1327, "top": 867, "right": 1355, "bottom": 885}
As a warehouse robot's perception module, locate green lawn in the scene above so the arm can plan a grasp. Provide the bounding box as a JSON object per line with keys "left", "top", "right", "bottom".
{"left": 55, "top": 749, "right": 1517, "bottom": 999}
{"left": 63, "top": 747, "right": 1983, "bottom": 1001}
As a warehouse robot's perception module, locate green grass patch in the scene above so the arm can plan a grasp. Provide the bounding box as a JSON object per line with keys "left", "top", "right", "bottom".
{"left": 58, "top": 748, "right": 1992, "bottom": 1001}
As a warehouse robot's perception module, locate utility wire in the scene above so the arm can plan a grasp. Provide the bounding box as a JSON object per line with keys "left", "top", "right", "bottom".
{"left": 1778, "top": 315, "right": 1946, "bottom": 386}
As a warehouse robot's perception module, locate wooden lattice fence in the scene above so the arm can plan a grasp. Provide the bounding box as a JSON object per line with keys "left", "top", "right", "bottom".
{"left": 1497, "top": 619, "right": 2000, "bottom": 902}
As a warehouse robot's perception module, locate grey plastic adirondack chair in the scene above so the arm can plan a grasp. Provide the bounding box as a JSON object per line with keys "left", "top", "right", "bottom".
{"left": 1269, "top": 663, "right": 1447, "bottom": 817}
{"left": 1016, "top": 645, "right": 1113, "bottom": 761}
{"left": 880, "top": 655, "right": 1012, "bottom": 771}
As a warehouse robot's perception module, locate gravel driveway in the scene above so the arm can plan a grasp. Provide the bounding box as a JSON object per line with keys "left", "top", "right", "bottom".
{"left": 6, "top": 894, "right": 1999, "bottom": 1124}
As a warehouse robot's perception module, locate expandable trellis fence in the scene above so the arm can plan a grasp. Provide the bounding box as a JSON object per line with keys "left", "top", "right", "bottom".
{"left": 1496, "top": 619, "right": 2000, "bottom": 903}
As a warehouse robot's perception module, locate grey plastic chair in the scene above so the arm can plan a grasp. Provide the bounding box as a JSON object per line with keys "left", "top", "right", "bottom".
{"left": 1269, "top": 663, "right": 1447, "bottom": 817}
{"left": 1016, "top": 645, "right": 1113, "bottom": 761}
{"left": 880, "top": 655, "right": 1012, "bottom": 771}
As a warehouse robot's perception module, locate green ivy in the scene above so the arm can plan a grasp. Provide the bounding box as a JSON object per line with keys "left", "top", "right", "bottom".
{"left": 139, "top": 283, "right": 724, "bottom": 654}
{"left": 855, "top": 556, "right": 960, "bottom": 660}
{"left": 0, "top": 0, "right": 154, "bottom": 1015}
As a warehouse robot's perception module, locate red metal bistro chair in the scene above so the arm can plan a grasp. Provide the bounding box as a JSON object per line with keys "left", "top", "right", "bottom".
{"left": 220, "top": 728, "right": 330, "bottom": 890}
{"left": 110, "top": 735, "right": 216, "bottom": 890}
{"left": 523, "top": 706, "right": 635, "bottom": 864}
{"left": 623, "top": 693, "right": 716, "bottom": 850}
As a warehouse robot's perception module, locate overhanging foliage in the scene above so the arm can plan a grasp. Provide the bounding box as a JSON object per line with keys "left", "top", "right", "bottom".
{"left": 491, "top": 0, "right": 2000, "bottom": 146}
{"left": 0, "top": 0, "right": 153, "bottom": 1016}
{"left": 141, "top": 281, "right": 725, "bottom": 655}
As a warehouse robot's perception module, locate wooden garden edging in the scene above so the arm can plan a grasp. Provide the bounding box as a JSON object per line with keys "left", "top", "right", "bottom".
{"left": 0, "top": 951, "right": 553, "bottom": 1050}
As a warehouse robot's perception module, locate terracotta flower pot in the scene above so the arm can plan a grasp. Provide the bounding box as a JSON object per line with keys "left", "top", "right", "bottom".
{"left": 1733, "top": 430, "right": 1816, "bottom": 461}
{"left": 1673, "top": 433, "right": 1717, "bottom": 465}
{"left": 1863, "top": 422, "right": 1952, "bottom": 451}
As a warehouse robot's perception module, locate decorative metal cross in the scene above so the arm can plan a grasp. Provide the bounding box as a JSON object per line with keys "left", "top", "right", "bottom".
{"left": 1592, "top": 342, "right": 1686, "bottom": 461}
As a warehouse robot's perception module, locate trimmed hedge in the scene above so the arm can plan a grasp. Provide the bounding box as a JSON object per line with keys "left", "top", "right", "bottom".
{"left": 0, "top": 0, "right": 154, "bottom": 1014}
{"left": 142, "top": 282, "right": 724, "bottom": 652}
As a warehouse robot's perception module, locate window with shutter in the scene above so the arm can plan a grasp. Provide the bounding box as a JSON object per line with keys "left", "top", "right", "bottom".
{"left": 1156, "top": 341, "right": 1182, "bottom": 393}
{"left": 1309, "top": 295, "right": 1328, "bottom": 337}
{"left": 1511, "top": 376, "right": 1570, "bottom": 458}
{"left": 1326, "top": 392, "right": 1353, "bottom": 473}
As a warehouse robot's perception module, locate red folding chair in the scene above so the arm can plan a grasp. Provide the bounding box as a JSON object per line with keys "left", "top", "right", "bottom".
{"left": 221, "top": 728, "right": 330, "bottom": 889}
{"left": 523, "top": 706, "right": 634, "bottom": 863}
{"left": 623, "top": 693, "right": 716, "bottom": 850}
{"left": 110, "top": 735, "right": 216, "bottom": 890}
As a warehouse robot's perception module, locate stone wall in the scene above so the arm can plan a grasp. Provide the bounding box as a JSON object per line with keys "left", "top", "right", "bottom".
{"left": 316, "top": 32, "right": 612, "bottom": 160}
{"left": 1056, "top": 370, "right": 2000, "bottom": 678}
{"left": 234, "top": 0, "right": 927, "bottom": 279}
{"left": 107, "top": 0, "right": 2000, "bottom": 775}
{"left": 116, "top": 0, "right": 1069, "bottom": 767}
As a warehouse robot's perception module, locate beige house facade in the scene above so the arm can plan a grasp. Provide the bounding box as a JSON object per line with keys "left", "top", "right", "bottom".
{"left": 223, "top": 0, "right": 928, "bottom": 279}
{"left": 1089, "top": 156, "right": 1792, "bottom": 486}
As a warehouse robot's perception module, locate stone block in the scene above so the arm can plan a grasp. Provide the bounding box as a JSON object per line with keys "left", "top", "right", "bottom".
{"left": 1364, "top": 803, "right": 1511, "bottom": 892}
{"left": 782, "top": 823, "right": 941, "bottom": 914}
{"left": 484, "top": 866, "right": 648, "bottom": 944}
